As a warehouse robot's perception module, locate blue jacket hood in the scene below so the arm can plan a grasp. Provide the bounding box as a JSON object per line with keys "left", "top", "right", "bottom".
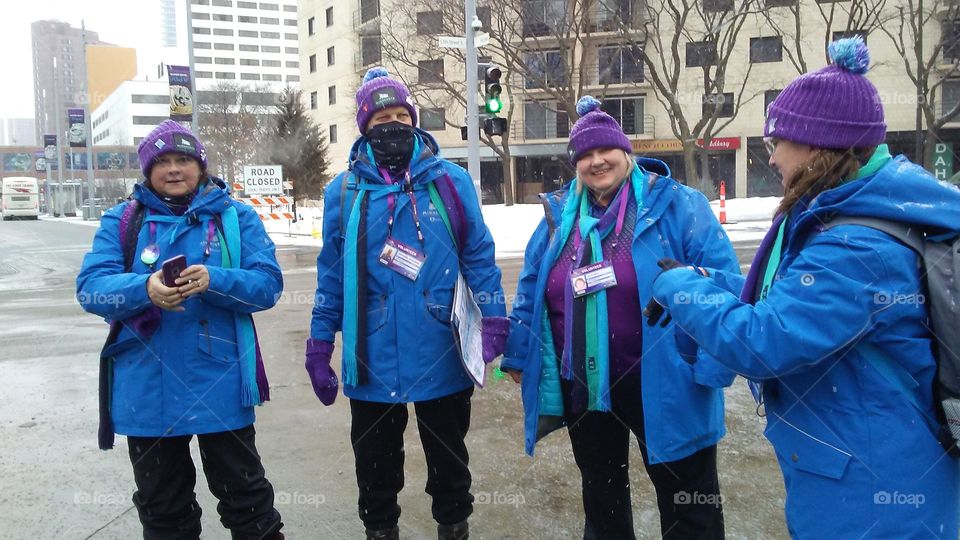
{"left": 134, "top": 175, "right": 232, "bottom": 215}
{"left": 801, "top": 156, "right": 960, "bottom": 235}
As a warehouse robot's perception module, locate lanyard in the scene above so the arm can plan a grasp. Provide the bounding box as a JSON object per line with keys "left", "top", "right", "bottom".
{"left": 378, "top": 167, "right": 425, "bottom": 246}
{"left": 572, "top": 180, "right": 631, "bottom": 267}
{"left": 140, "top": 210, "right": 217, "bottom": 267}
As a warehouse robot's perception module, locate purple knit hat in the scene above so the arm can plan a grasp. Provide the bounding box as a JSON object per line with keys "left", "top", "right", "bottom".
{"left": 765, "top": 36, "right": 886, "bottom": 149}
{"left": 567, "top": 96, "right": 633, "bottom": 164}
{"left": 356, "top": 67, "right": 418, "bottom": 134}
{"left": 137, "top": 119, "right": 208, "bottom": 178}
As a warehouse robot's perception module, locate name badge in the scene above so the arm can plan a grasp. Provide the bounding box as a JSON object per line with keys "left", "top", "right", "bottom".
{"left": 379, "top": 238, "right": 425, "bottom": 280}
{"left": 570, "top": 260, "right": 618, "bottom": 298}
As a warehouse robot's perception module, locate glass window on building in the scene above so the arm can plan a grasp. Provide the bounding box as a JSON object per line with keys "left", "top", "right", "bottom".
{"left": 308, "top": 16, "right": 315, "bottom": 35}
{"left": 421, "top": 108, "right": 446, "bottom": 131}
{"left": 601, "top": 96, "right": 645, "bottom": 134}
{"left": 329, "top": 124, "right": 338, "bottom": 144}
{"left": 310, "top": 91, "right": 317, "bottom": 109}
{"left": 522, "top": 0, "right": 565, "bottom": 37}
{"left": 523, "top": 101, "right": 570, "bottom": 139}
{"left": 702, "top": 92, "right": 734, "bottom": 118}
{"left": 361, "top": 35, "right": 382, "bottom": 66}
{"left": 750, "top": 36, "right": 783, "bottom": 63}
{"left": 763, "top": 89, "right": 781, "bottom": 116}
{"left": 764, "top": 0, "right": 796, "bottom": 6}
{"left": 524, "top": 49, "right": 567, "bottom": 89}
{"left": 833, "top": 29, "right": 867, "bottom": 44}
{"left": 327, "top": 46, "right": 336, "bottom": 66}
{"left": 328, "top": 85, "right": 336, "bottom": 105}
{"left": 417, "top": 11, "right": 443, "bottom": 35}
{"left": 594, "top": 0, "right": 639, "bottom": 30}
{"left": 418, "top": 59, "right": 444, "bottom": 84}
{"left": 326, "top": 7, "right": 334, "bottom": 26}
{"left": 360, "top": 0, "right": 380, "bottom": 23}
{"left": 943, "top": 21, "right": 960, "bottom": 63}
{"left": 686, "top": 41, "right": 717, "bottom": 67}
{"left": 309, "top": 54, "right": 316, "bottom": 72}
{"left": 598, "top": 45, "right": 644, "bottom": 84}
{"left": 703, "top": 0, "right": 733, "bottom": 11}
{"left": 746, "top": 136, "right": 783, "bottom": 197}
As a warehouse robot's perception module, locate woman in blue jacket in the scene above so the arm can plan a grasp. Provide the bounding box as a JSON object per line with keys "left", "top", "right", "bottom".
{"left": 76, "top": 120, "right": 285, "bottom": 539}
{"left": 305, "top": 68, "right": 508, "bottom": 540}
{"left": 501, "top": 96, "right": 739, "bottom": 540}
{"left": 648, "top": 38, "right": 960, "bottom": 538}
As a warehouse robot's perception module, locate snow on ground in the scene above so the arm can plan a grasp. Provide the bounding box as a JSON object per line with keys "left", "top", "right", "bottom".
{"left": 49, "top": 195, "right": 781, "bottom": 253}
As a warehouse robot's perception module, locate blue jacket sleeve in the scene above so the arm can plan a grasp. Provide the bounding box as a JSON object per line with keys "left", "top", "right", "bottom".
{"left": 448, "top": 166, "right": 506, "bottom": 318}
{"left": 652, "top": 231, "right": 887, "bottom": 380}
{"left": 202, "top": 203, "right": 283, "bottom": 314}
{"left": 677, "top": 188, "right": 740, "bottom": 387}
{"left": 76, "top": 204, "right": 154, "bottom": 320}
{"left": 501, "top": 218, "right": 550, "bottom": 373}
{"left": 310, "top": 174, "right": 346, "bottom": 342}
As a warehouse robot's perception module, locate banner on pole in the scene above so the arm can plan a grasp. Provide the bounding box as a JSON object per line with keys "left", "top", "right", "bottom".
{"left": 167, "top": 65, "right": 195, "bottom": 121}
{"left": 43, "top": 134, "right": 57, "bottom": 160}
{"left": 67, "top": 108, "right": 87, "bottom": 147}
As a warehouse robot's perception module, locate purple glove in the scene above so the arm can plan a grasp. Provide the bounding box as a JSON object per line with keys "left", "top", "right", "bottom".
{"left": 481, "top": 317, "right": 510, "bottom": 364}
{"left": 305, "top": 338, "right": 338, "bottom": 406}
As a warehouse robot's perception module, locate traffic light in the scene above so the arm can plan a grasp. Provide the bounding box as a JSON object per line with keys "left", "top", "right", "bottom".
{"left": 484, "top": 66, "right": 503, "bottom": 115}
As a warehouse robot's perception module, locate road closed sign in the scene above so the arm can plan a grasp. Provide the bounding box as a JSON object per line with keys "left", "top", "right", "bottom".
{"left": 243, "top": 165, "right": 284, "bottom": 195}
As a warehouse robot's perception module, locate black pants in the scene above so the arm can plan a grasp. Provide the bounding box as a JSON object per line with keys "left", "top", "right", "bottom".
{"left": 564, "top": 374, "right": 724, "bottom": 540}
{"left": 127, "top": 424, "right": 283, "bottom": 540}
{"left": 350, "top": 387, "right": 474, "bottom": 530}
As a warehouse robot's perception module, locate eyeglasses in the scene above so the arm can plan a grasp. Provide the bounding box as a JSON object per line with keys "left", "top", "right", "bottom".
{"left": 763, "top": 137, "right": 780, "bottom": 155}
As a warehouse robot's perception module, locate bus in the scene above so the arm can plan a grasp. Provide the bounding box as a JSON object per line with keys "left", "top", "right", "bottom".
{"left": 1, "top": 177, "right": 40, "bottom": 220}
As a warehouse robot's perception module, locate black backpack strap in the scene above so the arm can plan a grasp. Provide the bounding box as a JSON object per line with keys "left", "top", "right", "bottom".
{"left": 338, "top": 172, "right": 357, "bottom": 238}
{"left": 120, "top": 201, "right": 146, "bottom": 272}
{"left": 824, "top": 216, "right": 924, "bottom": 255}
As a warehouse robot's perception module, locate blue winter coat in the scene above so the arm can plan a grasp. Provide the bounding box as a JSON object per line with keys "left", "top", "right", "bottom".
{"left": 652, "top": 156, "right": 960, "bottom": 538}
{"left": 502, "top": 158, "right": 740, "bottom": 463}
{"left": 77, "top": 178, "right": 283, "bottom": 437}
{"left": 310, "top": 130, "right": 505, "bottom": 403}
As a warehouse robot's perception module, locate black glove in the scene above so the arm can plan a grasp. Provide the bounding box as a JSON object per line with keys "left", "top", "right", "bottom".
{"left": 643, "top": 258, "right": 686, "bottom": 327}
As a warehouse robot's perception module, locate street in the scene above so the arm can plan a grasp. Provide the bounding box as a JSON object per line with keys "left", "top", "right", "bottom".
{"left": 0, "top": 218, "right": 785, "bottom": 540}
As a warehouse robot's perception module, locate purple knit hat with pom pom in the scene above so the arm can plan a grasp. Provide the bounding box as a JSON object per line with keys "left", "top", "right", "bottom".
{"left": 765, "top": 36, "right": 886, "bottom": 149}
{"left": 567, "top": 96, "right": 633, "bottom": 164}
{"left": 356, "top": 67, "right": 418, "bottom": 134}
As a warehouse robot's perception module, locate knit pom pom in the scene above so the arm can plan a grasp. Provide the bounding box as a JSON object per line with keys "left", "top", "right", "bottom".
{"left": 363, "top": 67, "right": 390, "bottom": 84}
{"left": 576, "top": 95, "right": 602, "bottom": 117}
{"left": 828, "top": 36, "right": 869, "bottom": 75}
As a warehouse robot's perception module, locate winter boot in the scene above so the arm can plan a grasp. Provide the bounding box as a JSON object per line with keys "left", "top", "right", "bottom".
{"left": 365, "top": 525, "right": 400, "bottom": 540}
{"left": 437, "top": 520, "right": 468, "bottom": 540}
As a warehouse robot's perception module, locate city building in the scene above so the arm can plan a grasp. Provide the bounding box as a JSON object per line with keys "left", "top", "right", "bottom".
{"left": 31, "top": 20, "right": 104, "bottom": 144}
{"left": 87, "top": 44, "right": 139, "bottom": 112}
{"left": 0, "top": 119, "right": 37, "bottom": 146}
{"left": 188, "top": 0, "right": 301, "bottom": 90}
{"left": 161, "top": 0, "right": 179, "bottom": 48}
{"left": 90, "top": 80, "right": 170, "bottom": 147}
{"left": 299, "top": 0, "right": 960, "bottom": 202}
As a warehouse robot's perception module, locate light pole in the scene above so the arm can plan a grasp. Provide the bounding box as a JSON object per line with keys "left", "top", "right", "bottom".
{"left": 464, "top": 0, "right": 482, "bottom": 204}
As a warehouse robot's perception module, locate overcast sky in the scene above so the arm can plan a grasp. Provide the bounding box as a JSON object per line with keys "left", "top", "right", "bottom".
{"left": 0, "top": 0, "right": 187, "bottom": 119}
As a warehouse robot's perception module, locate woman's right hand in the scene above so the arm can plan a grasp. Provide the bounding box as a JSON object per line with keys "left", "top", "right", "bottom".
{"left": 146, "top": 271, "right": 186, "bottom": 312}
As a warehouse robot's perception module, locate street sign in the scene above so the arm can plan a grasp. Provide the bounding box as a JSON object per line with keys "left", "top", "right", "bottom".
{"left": 438, "top": 36, "right": 466, "bottom": 49}
{"left": 243, "top": 165, "right": 284, "bottom": 196}
{"left": 439, "top": 33, "right": 488, "bottom": 49}
{"left": 934, "top": 143, "right": 953, "bottom": 181}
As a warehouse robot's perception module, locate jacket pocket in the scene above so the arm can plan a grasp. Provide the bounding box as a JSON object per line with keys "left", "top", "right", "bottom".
{"left": 197, "top": 321, "right": 238, "bottom": 363}
{"left": 424, "top": 287, "right": 454, "bottom": 324}
{"left": 366, "top": 295, "right": 388, "bottom": 335}
{"left": 764, "top": 412, "right": 852, "bottom": 480}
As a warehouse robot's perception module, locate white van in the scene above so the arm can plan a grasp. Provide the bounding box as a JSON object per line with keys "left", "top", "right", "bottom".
{"left": 1, "top": 177, "right": 40, "bottom": 220}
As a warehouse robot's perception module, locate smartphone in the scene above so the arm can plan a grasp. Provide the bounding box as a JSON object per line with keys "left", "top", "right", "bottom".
{"left": 161, "top": 255, "right": 188, "bottom": 288}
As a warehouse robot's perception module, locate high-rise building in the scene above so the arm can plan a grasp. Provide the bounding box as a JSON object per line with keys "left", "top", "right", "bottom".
{"left": 161, "top": 0, "right": 178, "bottom": 48}
{"left": 188, "top": 0, "right": 300, "bottom": 90}
{"left": 31, "top": 20, "right": 103, "bottom": 143}
{"left": 0, "top": 118, "right": 37, "bottom": 146}
{"left": 87, "top": 45, "right": 138, "bottom": 112}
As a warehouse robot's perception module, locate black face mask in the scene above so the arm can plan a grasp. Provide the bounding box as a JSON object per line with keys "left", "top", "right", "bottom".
{"left": 367, "top": 121, "right": 415, "bottom": 175}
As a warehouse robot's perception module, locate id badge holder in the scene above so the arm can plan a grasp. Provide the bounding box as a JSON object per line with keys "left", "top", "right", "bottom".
{"left": 570, "top": 260, "right": 618, "bottom": 298}
{"left": 379, "top": 238, "right": 426, "bottom": 281}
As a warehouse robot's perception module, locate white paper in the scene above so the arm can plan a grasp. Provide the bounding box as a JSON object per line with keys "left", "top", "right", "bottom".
{"left": 452, "top": 272, "right": 485, "bottom": 387}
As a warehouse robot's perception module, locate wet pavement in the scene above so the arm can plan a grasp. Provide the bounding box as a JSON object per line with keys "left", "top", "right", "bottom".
{"left": 0, "top": 218, "right": 786, "bottom": 539}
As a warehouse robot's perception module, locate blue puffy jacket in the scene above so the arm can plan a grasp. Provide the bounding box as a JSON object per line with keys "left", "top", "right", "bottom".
{"left": 652, "top": 156, "right": 960, "bottom": 538}
{"left": 77, "top": 178, "right": 282, "bottom": 437}
{"left": 310, "top": 130, "right": 505, "bottom": 403}
{"left": 502, "top": 158, "right": 740, "bottom": 463}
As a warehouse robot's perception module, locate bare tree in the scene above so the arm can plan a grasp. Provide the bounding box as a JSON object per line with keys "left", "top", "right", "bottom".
{"left": 622, "top": 0, "right": 763, "bottom": 194}
{"left": 879, "top": 0, "right": 960, "bottom": 169}
{"left": 197, "top": 81, "right": 276, "bottom": 183}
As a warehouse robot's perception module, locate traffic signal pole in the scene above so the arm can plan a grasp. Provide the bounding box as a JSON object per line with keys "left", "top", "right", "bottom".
{"left": 464, "top": 0, "right": 482, "bottom": 204}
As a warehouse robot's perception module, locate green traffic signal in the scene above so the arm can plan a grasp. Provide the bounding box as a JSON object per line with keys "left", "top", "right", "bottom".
{"left": 485, "top": 97, "right": 502, "bottom": 114}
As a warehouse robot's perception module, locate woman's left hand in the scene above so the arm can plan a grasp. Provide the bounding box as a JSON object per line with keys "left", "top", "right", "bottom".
{"left": 175, "top": 265, "right": 210, "bottom": 298}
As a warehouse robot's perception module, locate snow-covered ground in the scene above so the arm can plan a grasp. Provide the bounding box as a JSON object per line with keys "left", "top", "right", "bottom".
{"left": 48, "top": 195, "right": 781, "bottom": 253}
